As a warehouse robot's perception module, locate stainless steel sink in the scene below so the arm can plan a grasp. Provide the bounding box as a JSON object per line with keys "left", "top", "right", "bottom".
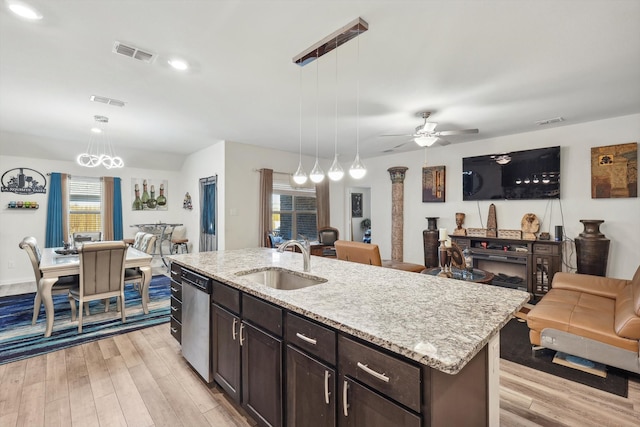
{"left": 236, "top": 268, "right": 327, "bottom": 290}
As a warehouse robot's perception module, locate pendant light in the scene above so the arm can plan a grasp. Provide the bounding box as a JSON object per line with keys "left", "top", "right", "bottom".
{"left": 309, "top": 49, "right": 325, "bottom": 183}
{"left": 328, "top": 39, "right": 344, "bottom": 181}
{"left": 349, "top": 27, "right": 366, "bottom": 179}
{"left": 77, "top": 115, "right": 124, "bottom": 169}
{"left": 292, "top": 66, "right": 308, "bottom": 185}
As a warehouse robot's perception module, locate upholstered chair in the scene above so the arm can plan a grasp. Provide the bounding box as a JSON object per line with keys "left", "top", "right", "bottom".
{"left": 318, "top": 226, "right": 339, "bottom": 257}
{"left": 125, "top": 233, "right": 157, "bottom": 298}
{"left": 68, "top": 241, "right": 127, "bottom": 333}
{"left": 72, "top": 231, "right": 103, "bottom": 247}
{"left": 19, "top": 236, "right": 79, "bottom": 325}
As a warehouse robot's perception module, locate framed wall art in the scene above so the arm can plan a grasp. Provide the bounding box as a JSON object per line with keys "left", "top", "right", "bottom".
{"left": 131, "top": 178, "right": 169, "bottom": 210}
{"left": 591, "top": 142, "right": 637, "bottom": 199}
{"left": 351, "top": 193, "right": 363, "bottom": 218}
{"left": 422, "top": 166, "right": 446, "bottom": 203}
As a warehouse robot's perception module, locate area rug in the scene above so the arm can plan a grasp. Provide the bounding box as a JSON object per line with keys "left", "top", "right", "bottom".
{"left": 500, "top": 317, "right": 629, "bottom": 397}
{"left": 0, "top": 275, "right": 171, "bottom": 365}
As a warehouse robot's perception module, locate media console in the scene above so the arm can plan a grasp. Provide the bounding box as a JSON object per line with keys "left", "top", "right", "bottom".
{"left": 451, "top": 236, "right": 562, "bottom": 298}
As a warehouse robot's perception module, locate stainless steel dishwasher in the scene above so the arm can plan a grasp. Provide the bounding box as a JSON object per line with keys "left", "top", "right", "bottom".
{"left": 181, "top": 268, "right": 213, "bottom": 383}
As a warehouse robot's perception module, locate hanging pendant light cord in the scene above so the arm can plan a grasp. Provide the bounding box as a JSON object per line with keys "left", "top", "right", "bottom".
{"left": 334, "top": 40, "right": 338, "bottom": 156}
{"left": 299, "top": 66, "right": 303, "bottom": 163}
{"left": 315, "top": 49, "right": 319, "bottom": 160}
{"left": 356, "top": 28, "right": 360, "bottom": 157}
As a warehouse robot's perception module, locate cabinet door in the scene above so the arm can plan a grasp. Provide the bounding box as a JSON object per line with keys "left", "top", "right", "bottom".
{"left": 286, "top": 345, "right": 335, "bottom": 427}
{"left": 339, "top": 378, "right": 420, "bottom": 427}
{"left": 212, "top": 304, "right": 241, "bottom": 402}
{"left": 242, "top": 322, "right": 283, "bottom": 427}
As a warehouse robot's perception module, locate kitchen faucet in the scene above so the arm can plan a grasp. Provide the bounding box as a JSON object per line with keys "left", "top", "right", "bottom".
{"left": 277, "top": 237, "right": 311, "bottom": 272}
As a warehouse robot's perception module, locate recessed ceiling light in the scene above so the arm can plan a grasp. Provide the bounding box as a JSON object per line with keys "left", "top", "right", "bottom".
{"left": 168, "top": 59, "right": 189, "bottom": 71}
{"left": 8, "top": 1, "right": 43, "bottom": 20}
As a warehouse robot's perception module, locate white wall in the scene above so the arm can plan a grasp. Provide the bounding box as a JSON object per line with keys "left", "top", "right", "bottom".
{"left": 348, "top": 114, "right": 640, "bottom": 279}
{"left": 221, "top": 141, "right": 346, "bottom": 250}
{"left": 0, "top": 155, "right": 182, "bottom": 286}
{"left": 178, "top": 141, "right": 226, "bottom": 251}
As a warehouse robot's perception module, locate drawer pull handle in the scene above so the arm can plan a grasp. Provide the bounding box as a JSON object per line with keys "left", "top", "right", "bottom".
{"left": 170, "top": 327, "right": 178, "bottom": 333}
{"left": 357, "top": 362, "right": 390, "bottom": 382}
{"left": 170, "top": 306, "right": 178, "bottom": 312}
{"left": 296, "top": 332, "right": 317, "bottom": 345}
{"left": 324, "top": 370, "right": 331, "bottom": 404}
{"left": 239, "top": 323, "right": 245, "bottom": 346}
{"left": 232, "top": 318, "right": 238, "bottom": 340}
{"left": 342, "top": 380, "right": 349, "bottom": 417}
{"left": 170, "top": 287, "right": 179, "bottom": 292}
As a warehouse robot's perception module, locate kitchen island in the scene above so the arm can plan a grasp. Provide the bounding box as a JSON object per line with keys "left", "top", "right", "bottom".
{"left": 169, "top": 248, "right": 529, "bottom": 427}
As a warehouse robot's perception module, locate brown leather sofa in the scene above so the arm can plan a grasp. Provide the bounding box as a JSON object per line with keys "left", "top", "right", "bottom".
{"left": 334, "top": 240, "right": 425, "bottom": 273}
{"left": 526, "top": 266, "right": 640, "bottom": 373}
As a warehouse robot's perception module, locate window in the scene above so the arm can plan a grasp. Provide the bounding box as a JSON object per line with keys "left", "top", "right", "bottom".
{"left": 272, "top": 178, "right": 316, "bottom": 241}
{"left": 68, "top": 176, "right": 102, "bottom": 235}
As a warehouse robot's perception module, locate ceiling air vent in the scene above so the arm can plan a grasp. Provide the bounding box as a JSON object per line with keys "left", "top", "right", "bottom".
{"left": 536, "top": 117, "right": 565, "bottom": 126}
{"left": 90, "top": 95, "right": 126, "bottom": 107}
{"left": 112, "top": 41, "right": 156, "bottom": 63}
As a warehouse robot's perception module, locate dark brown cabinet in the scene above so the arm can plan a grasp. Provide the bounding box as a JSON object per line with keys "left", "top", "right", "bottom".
{"left": 286, "top": 312, "right": 337, "bottom": 427}
{"left": 169, "top": 263, "right": 182, "bottom": 343}
{"left": 452, "top": 236, "right": 562, "bottom": 297}
{"left": 212, "top": 303, "right": 241, "bottom": 401}
{"left": 339, "top": 378, "right": 420, "bottom": 427}
{"left": 211, "top": 282, "right": 283, "bottom": 427}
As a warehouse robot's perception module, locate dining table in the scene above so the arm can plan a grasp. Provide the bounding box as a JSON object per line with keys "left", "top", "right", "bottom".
{"left": 131, "top": 223, "right": 183, "bottom": 267}
{"left": 38, "top": 246, "right": 153, "bottom": 337}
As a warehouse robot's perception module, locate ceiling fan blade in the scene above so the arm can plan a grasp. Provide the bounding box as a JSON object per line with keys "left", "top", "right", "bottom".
{"left": 381, "top": 133, "right": 416, "bottom": 137}
{"left": 434, "top": 129, "right": 479, "bottom": 137}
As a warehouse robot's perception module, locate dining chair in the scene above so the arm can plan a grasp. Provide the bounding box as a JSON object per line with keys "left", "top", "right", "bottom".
{"left": 72, "top": 231, "right": 103, "bottom": 247}
{"left": 19, "top": 236, "right": 80, "bottom": 325}
{"left": 68, "top": 241, "right": 127, "bottom": 333}
{"left": 124, "top": 232, "right": 157, "bottom": 298}
{"left": 318, "top": 226, "right": 339, "bottom": 257}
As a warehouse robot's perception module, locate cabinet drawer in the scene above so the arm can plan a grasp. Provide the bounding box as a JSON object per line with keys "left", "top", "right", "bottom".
{"left": 533, "top": 243, "right": 559, "bottom": 255}
{"left": 242, "top": 293, "right": 283, "bottom": 337}
{"left": 170, "top": 281, "right": 182, "bottom": 301}
{"left": 170, "top": 317, "right": 182, "bottom": 343}
{"left": 213, "top": 280, "right": 240, "bottom": 314}
{"left": 338, "top": 335, "right": 421, "bottom": 413}
{"left": 170, "top": 296, "right": 182, "bottom": 323}
{"left": 286, "top": 312, "right": 336, "bottom": 365}
{"left": 170, "top": 262, "right": 182, "bottom": 280}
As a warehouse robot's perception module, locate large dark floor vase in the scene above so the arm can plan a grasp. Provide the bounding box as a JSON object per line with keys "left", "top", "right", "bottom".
{"left": 423, "top": 217, "right": 439, "bottom": 268}
{"left": 575, "top": 219, "right": 610, "bottom": 277}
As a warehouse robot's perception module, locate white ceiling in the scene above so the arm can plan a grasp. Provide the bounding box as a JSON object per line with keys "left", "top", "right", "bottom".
{"left": 1, "top": 0, "right": 639, "bottom": 171}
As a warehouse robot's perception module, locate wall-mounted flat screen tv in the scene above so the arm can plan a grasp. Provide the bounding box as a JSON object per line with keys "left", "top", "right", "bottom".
{"left": 462, "top": 146, "right": 560, "bottom": 200}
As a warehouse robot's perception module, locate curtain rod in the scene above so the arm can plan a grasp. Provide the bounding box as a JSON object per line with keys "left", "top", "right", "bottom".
{"left": 253, "top": 168, "right": 291, "bottom": 176}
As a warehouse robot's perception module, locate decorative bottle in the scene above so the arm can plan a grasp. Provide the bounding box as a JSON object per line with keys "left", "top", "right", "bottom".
{"left": 575, "top": 219, "right": 610, "bottom": 276}
{"left": 147, "top": 185, "right": 158, "bottom": 209}
{"left": 141, "top": 180, "right": 150, "bottom": 205}
{"left": 157, "top": 183, "right": 167, "bottom": 206}
{"left": 132, "top": 184, "right": 143, "bottom": 210}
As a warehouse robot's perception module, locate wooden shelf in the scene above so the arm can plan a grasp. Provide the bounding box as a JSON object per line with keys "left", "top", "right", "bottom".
{"left": 7, "top": 205, "right": 39, "bottom": 209}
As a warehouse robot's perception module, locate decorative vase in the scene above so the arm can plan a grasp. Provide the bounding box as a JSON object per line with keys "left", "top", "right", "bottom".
{"left": 423, "top": 217, "right": 439, "bottom": 268}
{"left": 575, "top": 219, "right": 610, "bottom": 277}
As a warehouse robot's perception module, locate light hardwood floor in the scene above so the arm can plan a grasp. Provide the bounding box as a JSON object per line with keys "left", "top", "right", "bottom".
{"left": 1, "top": 323, "right": 639, "bottom": 427}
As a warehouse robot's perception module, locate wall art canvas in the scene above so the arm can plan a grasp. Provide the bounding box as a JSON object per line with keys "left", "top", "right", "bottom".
{"left": 351, "top": 193, "right": 363, "bottom": 218}
{"left": 1, "top": 167, "right": 47, "bottom": 194}
{"left": 131, "top": 178, "right": 168, "bottom": 210}
{"left": 422, "top": 166, "right": 446, "bottom": 203}
{"left": 591, "top": 142, "right": 637, "bottom": 198}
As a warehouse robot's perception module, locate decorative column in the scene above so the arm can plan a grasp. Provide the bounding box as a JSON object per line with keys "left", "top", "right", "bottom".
{"left": 388, "top": 166, "right": 408, "bottom": 262}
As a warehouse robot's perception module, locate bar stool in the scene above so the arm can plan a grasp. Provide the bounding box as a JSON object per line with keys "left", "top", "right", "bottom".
{"left": 171, "top": 238, "right": 189, "bottom": 254}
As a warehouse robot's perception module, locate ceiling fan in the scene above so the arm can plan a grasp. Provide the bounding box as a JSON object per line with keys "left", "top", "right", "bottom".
{"left": 382, "top": 112, "right": 479, "bottom": 147}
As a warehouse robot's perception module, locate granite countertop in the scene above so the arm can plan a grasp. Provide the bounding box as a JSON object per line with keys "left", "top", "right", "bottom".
{"left": 169, "top": 248, "right": 529, "bottom": 375}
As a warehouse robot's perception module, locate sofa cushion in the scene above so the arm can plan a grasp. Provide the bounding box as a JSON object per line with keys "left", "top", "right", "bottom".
{"left": 632, "top": 266, "right": 640, "bottom": 315}
{"left": 615, "top": 283, "right": 640, "bottom": 339}
{"left": 527, "top": 288, "right": 638, "bottom": 353}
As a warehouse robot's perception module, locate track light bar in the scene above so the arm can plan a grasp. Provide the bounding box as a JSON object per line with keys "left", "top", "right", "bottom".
{"left": 293, "top": 17, "right": 368, "bottom": 66}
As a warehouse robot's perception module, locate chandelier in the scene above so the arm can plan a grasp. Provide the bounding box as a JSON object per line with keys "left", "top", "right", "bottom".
{"left": 77, "top": 115, "right": 124, "bottom": 169}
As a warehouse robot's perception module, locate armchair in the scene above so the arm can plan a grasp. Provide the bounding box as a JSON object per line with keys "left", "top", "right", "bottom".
{"left": 318, "top": 226, "right": 339, "bottom": 257}
{"left": 527, "top": 266, "right": 640, "bottom": 374}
